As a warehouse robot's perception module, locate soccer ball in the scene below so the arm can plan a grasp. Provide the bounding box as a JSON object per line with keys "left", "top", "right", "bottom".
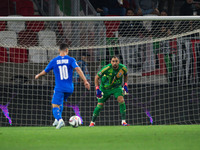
{"left": 69, "top": 116, "right": 81, "bottom": 128}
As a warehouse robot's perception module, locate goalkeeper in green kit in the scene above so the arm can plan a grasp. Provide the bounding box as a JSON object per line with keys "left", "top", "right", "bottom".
{"left": 89, "top": 56, "right": 129, "bottom": 127}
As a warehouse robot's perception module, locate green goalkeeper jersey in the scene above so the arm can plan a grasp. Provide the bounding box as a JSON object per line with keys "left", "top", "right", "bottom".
{"left": 97, "top": 63, "right": 128, "bottom": 90}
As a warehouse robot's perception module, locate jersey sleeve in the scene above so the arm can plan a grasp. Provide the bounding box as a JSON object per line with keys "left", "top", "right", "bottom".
{"left": 71, "top": 58, "right": 79, "bottom": 69}
{"left": 122, "top": 66, "right": 128, "bottom": 76}
{"left": 44, "top": 59, "right": 54, "bottom": 73}
{"left": 97, "top": 65, "right": 110, "bottom": 78}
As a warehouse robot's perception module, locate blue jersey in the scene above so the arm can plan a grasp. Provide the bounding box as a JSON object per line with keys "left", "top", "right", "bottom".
{"left": 45, "top": 55, "right": 79, "bottom": 93}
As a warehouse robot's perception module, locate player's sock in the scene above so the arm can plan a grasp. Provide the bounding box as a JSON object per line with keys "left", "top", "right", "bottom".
{"left": 92, "top": 104, "right": 103, "bottom": 122}
{"left": 52, "top": 107, "right": 62, "bottom": 121}
{"left": 119, "top": 102, "right": 126, "bottom": 120}
{"left": 59, "top": 104, "right": 63, "bottom": 115}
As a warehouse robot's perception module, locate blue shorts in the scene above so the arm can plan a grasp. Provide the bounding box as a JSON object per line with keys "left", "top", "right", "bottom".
{"left": 52, "top": 91, "right": 72, "bottom": 105}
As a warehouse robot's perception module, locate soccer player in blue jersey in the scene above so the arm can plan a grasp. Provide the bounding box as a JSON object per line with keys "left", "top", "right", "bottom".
{"left": 35, "top": 43, "right": 90, "bottom": 129}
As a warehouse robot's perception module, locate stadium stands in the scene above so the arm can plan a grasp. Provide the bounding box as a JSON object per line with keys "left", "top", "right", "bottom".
{"left": 38, "top": 30, "right": 57, "bottom": 46}
{"left": 29, "top": 46, "right": 48, "bottom": 63}
{"left": 7, "top": 15, "right": 25, "bottom": 33}
{"left": 18, "top": 30, "right": 38, "bottom": 47}
{"left": 104, "top": 16, "right": 120, "bottom": 37}
{"left": 26, "top": 20, "right": 45, "bottom": 32}
{"left": 14, "top": 0, "right": 34, "bottom": 16}
{"left": 0, "top": 0, "right": 15, "bottom": 16}
{"left": 0, "top": 31, "right": 17, "bottom": 47}
{"left": 0, "top": 47, "right": 8, "bottom": 63}
{"left": 9, "top": 48, "right": 28, "bottom": 63}
{"left": 47, "top": 47, "right": 59, "bottom": 61}
{"left": 0, "top": 21, "right": 6, "bottom": 31}
{"left": 57, "top": 21, "right": 64, "bottom": 36}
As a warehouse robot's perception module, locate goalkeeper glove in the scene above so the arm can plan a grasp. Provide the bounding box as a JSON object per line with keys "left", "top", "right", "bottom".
{"left": 123, "top": 83, "right": 128, "bottom": 95}
{"left": 96, "top": 86, "right": 103, "bottom": 99}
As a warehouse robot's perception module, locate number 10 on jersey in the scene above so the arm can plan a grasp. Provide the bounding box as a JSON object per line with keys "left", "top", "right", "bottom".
{"left": 58, "top": 65, "right": 68, "bottom": 80}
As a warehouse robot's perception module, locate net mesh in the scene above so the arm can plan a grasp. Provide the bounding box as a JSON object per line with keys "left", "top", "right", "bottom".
{"left": 0, "top": 16, "right": 200, "bottom": 126}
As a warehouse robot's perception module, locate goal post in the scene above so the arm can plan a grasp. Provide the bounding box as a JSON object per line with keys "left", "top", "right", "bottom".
{"left": 0, "top": 16, "right": 200, "bottom": 126}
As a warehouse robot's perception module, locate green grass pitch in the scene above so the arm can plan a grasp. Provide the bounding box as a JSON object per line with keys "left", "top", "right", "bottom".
{"left": 0, "top": 125, "right": 199, "bottom": 150}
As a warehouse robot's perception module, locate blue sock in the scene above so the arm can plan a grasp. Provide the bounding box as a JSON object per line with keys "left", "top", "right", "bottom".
{"left": 52, "top": 107, "right": 62, "bottom": 120}
{"left": 59, "top": 104, "right": 63, "bottom": 115}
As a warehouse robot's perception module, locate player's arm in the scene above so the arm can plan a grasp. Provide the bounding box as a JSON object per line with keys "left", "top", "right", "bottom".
{"left": 35, "top": 59, "right": 53, "bottom": 79}
{"left": 124, "top": 74, "right": 128, "bottom": 83}
{"left": 95, "top": 65, "right": 110, "bottom": 98}
{"left": 123, "top": 74, "right": 128, "bottom": 94}
{"left": 95, "top": 75, "right": 100, "bottom": 87}
{"left": 75, "top": 67, "right": 90, "bottom": 90}
{"left": 123, "top": 65, "right": 128, "bottom": 94}
{"left": 95, "top": 74, "right": 103, "bottom": 99}
{"left": 35, "top": 70, "right": 47, "bottom": 79}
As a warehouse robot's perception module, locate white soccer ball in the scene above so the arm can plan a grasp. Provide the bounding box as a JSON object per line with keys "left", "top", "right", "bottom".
{"left": 69, "top": 116, "right": 82, "bottom": 128}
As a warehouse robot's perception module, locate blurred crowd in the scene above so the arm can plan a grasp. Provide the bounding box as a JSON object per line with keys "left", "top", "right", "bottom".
{"left": 89, "top": 0, "right": 200, "bottom": 16}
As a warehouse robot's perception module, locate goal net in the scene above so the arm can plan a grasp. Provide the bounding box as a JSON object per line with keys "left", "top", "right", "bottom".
{"left": 0, "top": 16, "right": 200, "bottom": 126}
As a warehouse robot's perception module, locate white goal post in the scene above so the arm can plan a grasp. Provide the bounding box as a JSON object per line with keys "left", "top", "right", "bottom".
{"left": 0, "top": 16, "right": 200, "bottom": 126}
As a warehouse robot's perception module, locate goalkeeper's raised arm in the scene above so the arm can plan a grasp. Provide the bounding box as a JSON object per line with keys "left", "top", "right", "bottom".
{"left": 89, "top": 56, "right": 129, "bottom": 127}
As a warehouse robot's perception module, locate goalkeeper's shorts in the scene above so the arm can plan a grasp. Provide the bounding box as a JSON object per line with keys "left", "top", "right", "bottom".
{"left": 98, "top": 87, "right": 124, "bottom": 103}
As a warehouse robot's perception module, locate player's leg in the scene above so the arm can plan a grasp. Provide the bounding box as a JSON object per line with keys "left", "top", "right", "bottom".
{"left": 114, "top": 88, "right": 129, "bottom": 126}
{"left": 52, "top": 91, "right": 65, "bottom": 129}
{"left": 59, "top": 92, "right": 72, "bottom": 115}
{"left": 52, "top": 104, "right": 62, "bottom": 121}
{"left": 89, "top": 102, "right": 104, "bottom": 126}
{"left": 117, "top": 96, "right": 129, "bottom": 126}
{"left": 53, "top": 92, "right": 72, "bottom": 126}
{"left": 53, "top": 92, "right": 72, "bottom": 127}
{"left": 59, "top": 103, "right": 64, "bottom": 116}
{"left": 53, "top": 103, "right": 63, "bottom": 126}
{"left": 89, "top": 91, "right": 109, "bottom": 127}
{"left": 52, "top": 104, "right": 65, "bottom": 129}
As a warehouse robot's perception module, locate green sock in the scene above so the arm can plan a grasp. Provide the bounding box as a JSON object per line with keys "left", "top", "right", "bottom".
{"left": 92, "top": 104, "right": 103, "bottom": 122}
{"left": 119, "top": 102, "right": 126, "bottom": 120}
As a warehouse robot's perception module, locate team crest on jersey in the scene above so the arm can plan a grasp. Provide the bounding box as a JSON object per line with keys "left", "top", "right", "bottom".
{"left": 117, "top": 69, "right": 124, "bottom": 78}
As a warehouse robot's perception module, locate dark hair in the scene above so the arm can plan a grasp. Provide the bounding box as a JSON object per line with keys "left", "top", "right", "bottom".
{"left": 111, "top": 56, "right": 120, "bottom": 60}
{"left": 126, "top": 8, "right": 134, "bottom": 15}
{"left": 59, "top": 43, "right": 68, "bottom": 51}
{"left": 160, "top": 9, "right": 168, "bottom": 14}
